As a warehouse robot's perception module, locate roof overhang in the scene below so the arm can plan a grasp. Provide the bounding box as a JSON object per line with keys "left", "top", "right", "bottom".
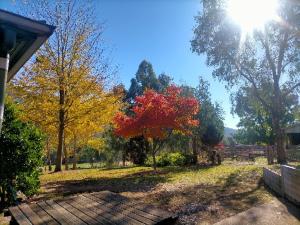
{"left": 0, "top": 9, "right": 55, "bottom": 81}
{"left": 286, "top": 123, "right": 300, "bottom": 134}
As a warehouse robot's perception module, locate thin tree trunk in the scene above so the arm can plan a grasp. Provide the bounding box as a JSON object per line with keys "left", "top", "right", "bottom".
{"left": 152, "top": 150, "right": 157, "bottom": 171}
{"left": 122, "top": 149, "right": 126, "bottom": 167}
{"left": 152, "top": 140, "right": 157, "bottom": 171}
{"left": 72, "top": 137, "right": 77, "bottom": 170}
{"left": 192, "top": 136, "right": 198, "bottom": 164}
{"left": 72, "top": 149, "right": 77, "bottom": 170}
{"left": 0, "top": 186, "right": 5, "bottom": 207}
{"left": 46, "top": 138, "right": 52, "bottom": 171}
{"left": 55, "top": 90, "right": 65, "bottom": 172}
{"left": 64, "top": 142, "right": 69, "bottom": 170}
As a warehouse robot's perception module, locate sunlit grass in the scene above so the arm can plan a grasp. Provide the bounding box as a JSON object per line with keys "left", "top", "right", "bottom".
{"left": 40, "top": 166, "right": 152, "bottom": 184}
{"left": 37, "top": 160, "right": 275, "bottom": 224}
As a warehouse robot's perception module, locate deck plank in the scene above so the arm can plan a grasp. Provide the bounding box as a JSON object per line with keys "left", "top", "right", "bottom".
{"left": 85, "top": 193, "right": 153, "bottom": 224}
{"left": 45, "top": 200, "right": 87, "bottom": 225}
{"left": 78, "top": 194, "right": 134, "bottom": 225}
{"left": 64, "top": 195, "right": 113, "bottom": 225}
{"left": 9, "top": 206, "right": 32, "bottom": 225}
{"left": 92, "top": 192, "right": 177, "bottom": 224}
{"left": 29, "top": 203, "right": 59, "bottom": 225}
{"left": 93, "top": 191, "right": 173, "bottom": 218}
{"left": 56, "top": 200, "right": 99, "bottom": 225}
{"left": 92, "top": 192, "right": 171, "bottom": 222}
{"left": 83, "top": 193, "right": 147, "bottom": 225}
{"left": 19, "top": 204, "right": 44, "bottom": 225}
{"left": 9, "top": 191, "right": 177, "bottom": 225}
{"left": 37, "top": 201, "right": 70, "bottom": 225}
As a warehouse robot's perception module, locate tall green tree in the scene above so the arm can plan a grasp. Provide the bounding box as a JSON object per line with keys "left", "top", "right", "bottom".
{"left": 126, "top": 60, "right": 172, "bottom": 103}
{"left": 186, "top": 77, "right": 224, "bottom": 163}
{"left": 202, "top": 124, "right": 224, "bottom": 147}
{"left": 192, "top": 0, "right": 300, "bottom": 163}
{"left": 232, "top": 85, "right": 297, "bottom": 145}
{"left": 124, "top": 60, "right": 172, "bottom": 165}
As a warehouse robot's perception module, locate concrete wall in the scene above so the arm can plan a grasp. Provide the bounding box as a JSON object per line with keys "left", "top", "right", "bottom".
{"left": 263, "top": 168, "right": 283, "bottom": 196}
{"left": 281, "top": 165, "right": 300, "bottom": 205}
{"left": 264, "top": 166, "right": 300, "bottom": 206}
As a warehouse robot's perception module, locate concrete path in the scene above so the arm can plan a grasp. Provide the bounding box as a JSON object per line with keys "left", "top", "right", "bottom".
{"left": 214, "top": 198, "right": 300, "bottom": 225}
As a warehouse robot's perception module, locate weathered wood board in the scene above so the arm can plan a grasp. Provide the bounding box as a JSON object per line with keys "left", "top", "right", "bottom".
{"left": 9, "top": 191, "right": 177, "bottom": 225}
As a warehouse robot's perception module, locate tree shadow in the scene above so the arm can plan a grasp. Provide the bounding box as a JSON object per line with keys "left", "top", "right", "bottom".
{"left": 277, "top": 198, "right": 300, "bottom": 221}
{"left": 36, "top": 165, "right": 216, "bottom": 202}
{"left": 34, "top": 165, "right": 268, "bottom": 225}
{"left": 36, "top": 169, "right": 174, "bottom": 201}
{"left": 138, "top": 169, "right": 266, "bottom": 224}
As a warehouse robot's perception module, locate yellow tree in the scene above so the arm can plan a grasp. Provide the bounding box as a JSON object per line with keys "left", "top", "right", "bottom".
{"left": 9, "top": 0, "right": 122, "bottom": 171}
{"left": 64, "top": 81, "right": 123, "bottom": 170}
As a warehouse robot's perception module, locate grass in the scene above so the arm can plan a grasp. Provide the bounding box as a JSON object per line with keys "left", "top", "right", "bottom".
{"left": 38, "top": 159, "right": 274, "bottom": 225}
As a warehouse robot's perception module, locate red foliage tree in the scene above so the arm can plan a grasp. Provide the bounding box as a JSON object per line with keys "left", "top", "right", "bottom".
{"left": 114, "top": 86, "right": 199, "bottom": 170}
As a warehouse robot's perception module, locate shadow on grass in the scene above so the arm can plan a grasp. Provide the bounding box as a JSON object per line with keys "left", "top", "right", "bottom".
{"left": 46, "top": 165, "right": 140, "bottom": 174}
{"left": 141, "top": 168, "right": 266, "bottom": 225}
{"left": 37, "top": 164, "right": 217, "bottom": 201}
{"left": 38, "top": 169, "right": 174, "bottom": 200}
{"left": 36, "top": 164, "right": 270, "bottom": 225}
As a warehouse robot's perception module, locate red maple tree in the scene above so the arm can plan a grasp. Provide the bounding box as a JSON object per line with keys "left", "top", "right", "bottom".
{"left": 114, "top": 85, "right": 200, "bottom": 169}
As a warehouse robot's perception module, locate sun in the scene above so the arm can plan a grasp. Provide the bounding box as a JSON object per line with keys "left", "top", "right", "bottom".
{"left": 227, "top": 0, "right": 279, "bottom": 37}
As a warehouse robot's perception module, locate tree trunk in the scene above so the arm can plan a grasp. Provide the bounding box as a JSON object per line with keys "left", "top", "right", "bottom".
{"left": 272, "top": 85, "right": 287, "bottom": 164}
{"left": 63, "top": 144, "right": 69, "bottom": 170}
{"left": 275, "top": 124, "right": 286, "bottom": 164}
{"left": 192, "top": 136, "right": 198, "bottom": 164}
{"left": 0, "top": 186, "right": 5, "bottom": 207}
{"left": 72, "top": 138, "right": 77, "bottom": 170}
{"left": 122, "top": 149, "right": 126, "bottom": 167}
{"left": 210, "top": 147, "right": 216, "bottom": 165}
{"left": 72, "top": 149, "right": 77, "bottom": 170}
{"left": 46, "top": 138, "right": 52, "bottom": 171}
{"left": 217, "top": 153, "right": 221, "bottom": 165}
{"left": 152, "top": 150, "right": 157, "bottom": 171}
{"left": 55, "top": 91, "right": 65, "bottom": 172}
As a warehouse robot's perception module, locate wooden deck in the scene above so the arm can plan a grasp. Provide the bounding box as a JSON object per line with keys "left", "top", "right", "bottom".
{"left": 9, "top": 191, "right": 177, "bottom": 225}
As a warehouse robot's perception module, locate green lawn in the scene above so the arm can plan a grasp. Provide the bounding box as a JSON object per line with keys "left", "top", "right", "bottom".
{"left": 39, "top": 160, "right": 274, "bottom": 225}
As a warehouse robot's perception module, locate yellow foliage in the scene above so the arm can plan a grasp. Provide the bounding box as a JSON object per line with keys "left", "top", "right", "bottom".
{"left": 9, "top": 54, "right": 123, "bottom": 154}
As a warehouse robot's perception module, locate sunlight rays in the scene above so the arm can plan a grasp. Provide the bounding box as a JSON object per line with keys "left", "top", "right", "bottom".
{"left": 226, "top": 0, "right": 279, "bottom": 41}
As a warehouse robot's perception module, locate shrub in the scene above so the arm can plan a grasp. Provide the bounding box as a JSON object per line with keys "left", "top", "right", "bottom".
{"left": 145, "top": 152, "right": 193, "bottom": 167}
{"left": 168, "top": 152, "right": 186, "bottom": 166}
{"left": 0, "top": 102, "right": 43, "bottom": 207}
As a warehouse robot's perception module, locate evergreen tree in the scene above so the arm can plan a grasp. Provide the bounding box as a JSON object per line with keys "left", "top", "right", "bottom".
{"left": 124, "top": 60, "right": 172, "bottom": 165}
{"left": 186, "top": 77, "right": 224, "bottom": 163}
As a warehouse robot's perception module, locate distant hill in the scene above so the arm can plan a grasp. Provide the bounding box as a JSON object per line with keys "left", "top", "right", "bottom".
{"left": 224, "top": 127, "right": 237, "bottom": 138}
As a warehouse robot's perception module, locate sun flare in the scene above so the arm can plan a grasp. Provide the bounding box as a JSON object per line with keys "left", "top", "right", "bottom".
{"left": 227, "top": 0, "right": 279, "bottom": 37}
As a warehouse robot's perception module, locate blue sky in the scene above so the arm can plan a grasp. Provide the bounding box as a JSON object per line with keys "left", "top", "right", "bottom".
{"left": 0, "top": 0, "right": 239, "bottom": 128}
